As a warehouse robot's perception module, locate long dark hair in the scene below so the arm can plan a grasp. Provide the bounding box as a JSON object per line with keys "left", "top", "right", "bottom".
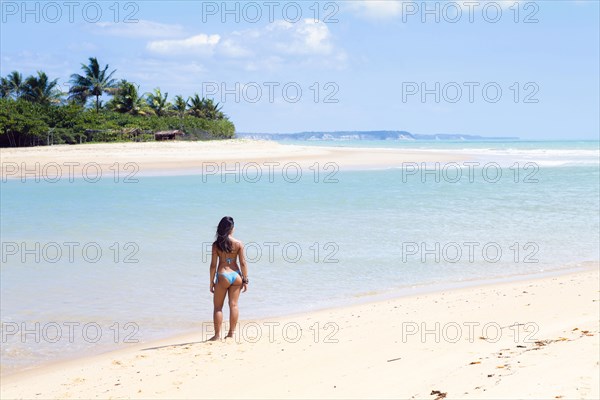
{"left": 214, "top": 216, "right": 234, "bottom": 253}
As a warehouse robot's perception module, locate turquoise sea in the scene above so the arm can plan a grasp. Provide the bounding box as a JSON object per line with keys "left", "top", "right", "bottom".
{"left": 1, "top": 140, "right": 599, "bottom": 373}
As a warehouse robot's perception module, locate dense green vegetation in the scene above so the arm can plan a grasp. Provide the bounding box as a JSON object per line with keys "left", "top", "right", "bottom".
{"left": 0, "top": 58, "right": 235, "bottom": 147}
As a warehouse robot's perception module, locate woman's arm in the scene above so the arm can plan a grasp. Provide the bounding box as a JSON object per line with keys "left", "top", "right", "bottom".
{"left": 238, "top": 242, "right": 249, "bottom": 292}
{"left": 209, "top": 243, "right": 218, "bottom": 292}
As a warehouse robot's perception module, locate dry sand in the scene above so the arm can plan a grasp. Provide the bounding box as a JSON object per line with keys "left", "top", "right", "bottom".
{"left": 1, "top": 265, "right": 598, "bottom": 400}
{"left": 0, "top": 140, "right": 470, "bottom": 179}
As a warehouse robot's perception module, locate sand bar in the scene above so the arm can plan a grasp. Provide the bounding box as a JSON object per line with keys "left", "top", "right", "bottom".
{"left": 0, "top": 140, "right": 471, "bottom": 179}
{"left": 1, "top": 265, "right": 598, "bottom": 399}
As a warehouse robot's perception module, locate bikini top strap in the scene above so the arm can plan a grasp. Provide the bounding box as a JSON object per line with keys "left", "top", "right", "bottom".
{"left": 218, "top": 245, "right": 238, "bottom": 265}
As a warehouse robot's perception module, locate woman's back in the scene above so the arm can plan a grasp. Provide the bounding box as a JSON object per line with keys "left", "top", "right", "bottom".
{"left": 215, "top": 239, "right": 241, "bottom": 270}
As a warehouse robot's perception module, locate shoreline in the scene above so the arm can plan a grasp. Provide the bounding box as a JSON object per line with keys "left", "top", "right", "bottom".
{"left": 2, "top": 262, "right": 598, "bottom": 399}
{"left": 1, "top": 260, "right": 595, "bottom": 378}
{"left": 1, "top": 260, "right": 596, "bottom": 379}
{"left": 0, "top": 140, "right": 472, "bottom": 180}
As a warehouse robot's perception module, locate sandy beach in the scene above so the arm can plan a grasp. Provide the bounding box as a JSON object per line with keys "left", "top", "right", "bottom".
{"left": 1, "top": 141, "right": 598, "bottom": 399}
{"left": 0, "top": 140, "right": 470, "bottom": 179}
{"left": 1, "top": 265, "right": 598, "bottom": 400}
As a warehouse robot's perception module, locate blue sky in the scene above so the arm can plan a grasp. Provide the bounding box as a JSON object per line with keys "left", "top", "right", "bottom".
{"left": 1, "top": 0, "right": 599, "bottom": 139}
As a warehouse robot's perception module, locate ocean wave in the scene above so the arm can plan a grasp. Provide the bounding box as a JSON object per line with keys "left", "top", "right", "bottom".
{"left": 429, "top": 147, "right": 600, "bottom": 166}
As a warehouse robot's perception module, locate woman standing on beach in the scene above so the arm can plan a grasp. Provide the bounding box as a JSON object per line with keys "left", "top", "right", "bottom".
{"left": 209, "top": 216, "right": 249, "bottom": 340}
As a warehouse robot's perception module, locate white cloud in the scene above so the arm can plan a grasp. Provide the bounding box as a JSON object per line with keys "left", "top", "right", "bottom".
{"left": 267, "top": 19, "right": 333, "bottom": 55}
{"left": 146, "top": 34, "right": 221, "bottom": 56}
{"left": 347, "top": 0, "right": 525, "bottom": 20}
{"left": 145, "top": 19, "right": 344, "bottom": 69}
{"left": 347, "top": 1, "right": 404, "bottom": 19}
{"left": 216, "top": 19, "right": 338, "bottom": 60}
{"left": 92, "top": 20, "right": 185, "bottom": 38}
{"left": 219, "top": 37, "right": 253, "bottom": 58}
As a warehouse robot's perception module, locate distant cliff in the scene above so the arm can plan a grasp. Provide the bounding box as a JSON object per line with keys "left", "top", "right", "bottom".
{"left": 236, "top": 131, "right": 518, "bottom": 141}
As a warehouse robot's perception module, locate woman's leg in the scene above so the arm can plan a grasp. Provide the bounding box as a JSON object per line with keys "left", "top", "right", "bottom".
{"left": 210, "top": 279, "right": 228, "bottom": 341}
{"left": 225, "top": 283, "right": 242, "bottom": 338}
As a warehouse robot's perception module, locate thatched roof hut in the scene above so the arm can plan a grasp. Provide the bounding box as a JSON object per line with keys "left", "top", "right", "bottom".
{"left": 154, "top": 130, "right": 184, "bottom": 141}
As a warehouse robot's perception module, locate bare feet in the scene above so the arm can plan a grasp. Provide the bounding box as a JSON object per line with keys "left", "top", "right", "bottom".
{"left": 208, "top": 335, "right": 220, "bottom": 341}
{"left": 225, "top": 332, "right": 235, "bottom": 339}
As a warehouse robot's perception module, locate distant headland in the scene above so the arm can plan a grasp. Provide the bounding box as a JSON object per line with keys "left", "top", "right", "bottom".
{"left": 236, "top": 131, "right": 519, "bottom": 141}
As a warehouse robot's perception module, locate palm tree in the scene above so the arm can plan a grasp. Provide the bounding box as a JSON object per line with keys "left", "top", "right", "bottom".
{"left": 172, "top": 95, "right": 187, "bottom": 118}
{"left": 187, "top": 94, "right": 224, "bottom": 120}
{"left": 187, "top": 94, "right": 202, "bottom": 117}
{"left": 205, "top": 97, "right": 224, "bottom": 120}
{"left": 0, "top": 77, "right": 10, "bottom": 98}
{"left": 69, "top": 57, "right": 118, "bottom": 112}
{"left": 109, "top": 80, "right": 152, "bottom": 115}
{"left": 22, "top": 71, "right": 61, "bottom": 105}
{"left": 3, "top": 71, "right": 25, "bottom": 99}
{"left": 146, "top": 88, "right": 170, "bottom": 116}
